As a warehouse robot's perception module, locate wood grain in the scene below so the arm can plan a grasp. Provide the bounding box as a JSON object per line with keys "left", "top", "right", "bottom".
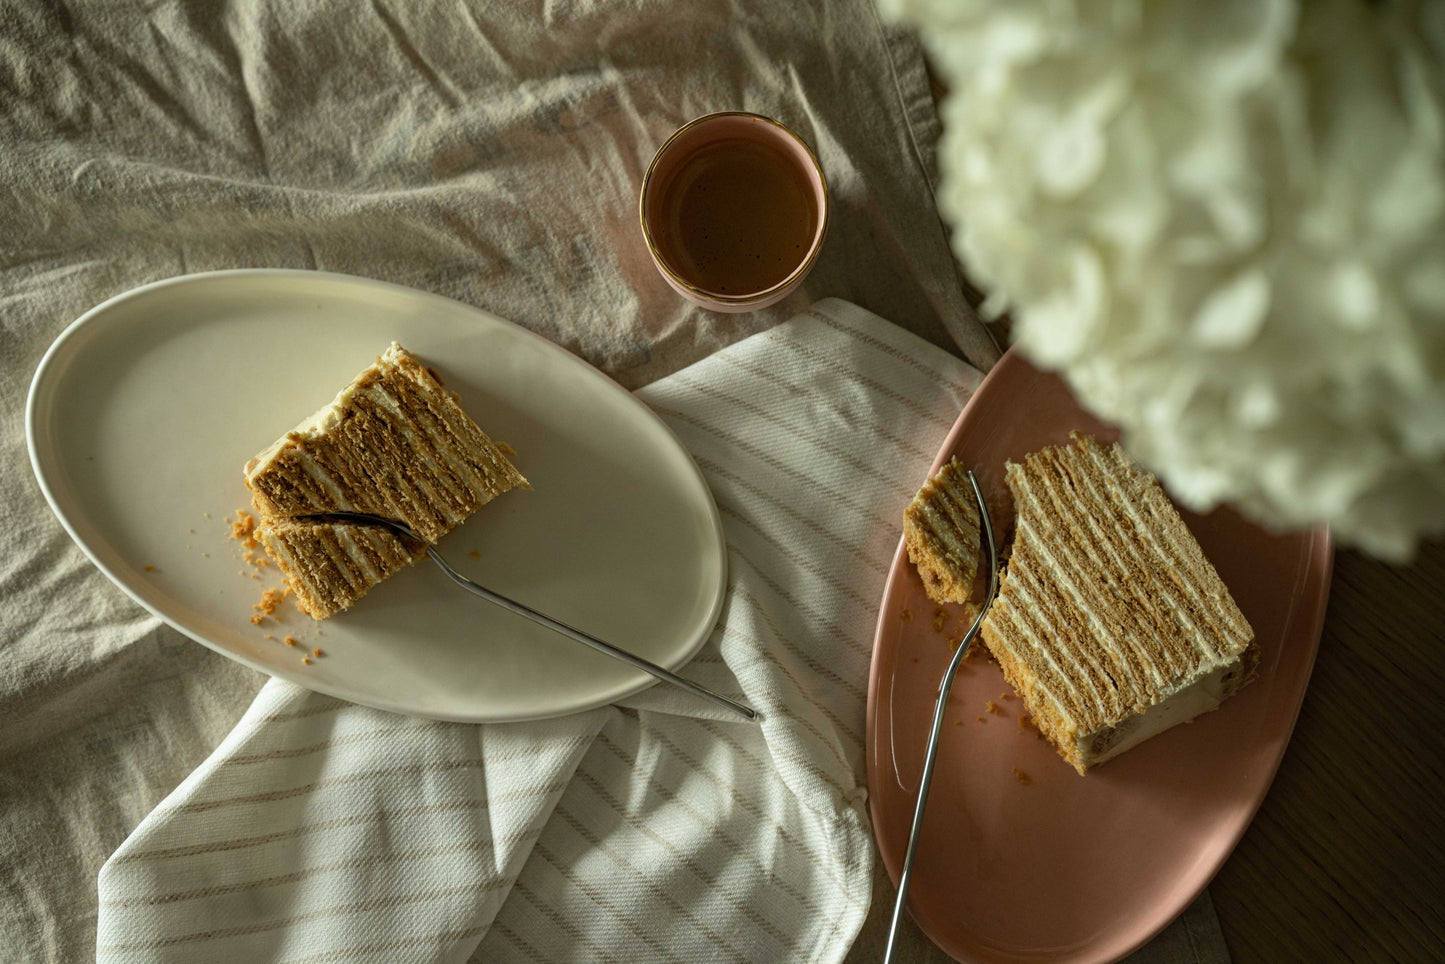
{"left": 1211, "top": 539, "right": 1445, "bottom": 962}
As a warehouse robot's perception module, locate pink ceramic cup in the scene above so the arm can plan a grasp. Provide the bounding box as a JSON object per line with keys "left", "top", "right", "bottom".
{"left": 639, "top": 112, "right": 829, "bottom": 313}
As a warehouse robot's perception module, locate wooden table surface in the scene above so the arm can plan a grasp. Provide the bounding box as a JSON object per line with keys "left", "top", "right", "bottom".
{"left": 1209, "top": 538, "right": 1445, "bottom": 962}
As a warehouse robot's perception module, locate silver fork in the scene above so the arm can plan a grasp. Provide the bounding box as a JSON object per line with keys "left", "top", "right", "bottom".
{"left": 296, "top": 511, "right": 758, "bottom": 723}
{"left": 883, "top": 469, "right": 1000, "bottom": 962}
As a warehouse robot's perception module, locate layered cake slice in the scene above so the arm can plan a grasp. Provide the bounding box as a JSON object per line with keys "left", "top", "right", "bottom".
{"left": 252, "top": 519, "right": 424, "bottom": 622}
{"left": 980, "top": 433, "right": 1257, "bottom": 774}
{"left": 245, "top": 343, "right": 528, "bottom": 619}
{"left": 904, "top": 457, "right": 982, "bottom": 605}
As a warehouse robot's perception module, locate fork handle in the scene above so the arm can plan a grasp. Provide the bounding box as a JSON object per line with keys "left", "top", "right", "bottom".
{"left": 884, "top": 470, "right": 999, "bottom": 962}
{"left": 426, "top": 549, "right": 759, "bottom": 722}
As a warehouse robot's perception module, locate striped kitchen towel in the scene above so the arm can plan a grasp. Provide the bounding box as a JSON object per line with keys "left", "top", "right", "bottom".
{"left": 95, "top": 298, "right": 982, "bottom": 963}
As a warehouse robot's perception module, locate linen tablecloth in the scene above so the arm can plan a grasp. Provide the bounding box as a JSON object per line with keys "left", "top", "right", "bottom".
{"left": 2, "top": 1, "right": 1229, "bottom": 960}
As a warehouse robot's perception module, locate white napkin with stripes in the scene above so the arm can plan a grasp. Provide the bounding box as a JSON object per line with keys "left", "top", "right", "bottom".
{"left": 95, "top": 299, "right": 1223, "bottom": 963}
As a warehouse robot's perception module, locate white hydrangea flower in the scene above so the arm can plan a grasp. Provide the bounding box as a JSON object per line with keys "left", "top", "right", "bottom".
{"left": 881, "top": 0, "right": 1445, "bottom": 560}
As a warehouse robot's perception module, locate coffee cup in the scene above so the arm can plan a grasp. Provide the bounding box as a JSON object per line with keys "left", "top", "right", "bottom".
{"left": 640, "top": 112, "right": 829, "bottom": 313}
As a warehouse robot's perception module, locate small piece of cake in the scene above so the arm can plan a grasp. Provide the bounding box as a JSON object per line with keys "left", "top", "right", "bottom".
{"left": 981, "top": 433, "right": 1257, "bottom": 774}
{"left": 253, "top": 519, "right": 426, "bottom": 620}
{"left": 244, "top": 343, "right": 527, "bottom": 619}
{"left": 904, "top": 457, "right": 982, "bottom": 605}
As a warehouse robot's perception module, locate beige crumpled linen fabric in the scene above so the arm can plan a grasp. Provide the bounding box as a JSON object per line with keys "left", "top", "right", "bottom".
{"left": 1, "top": 1, "right": 1228, "bottom": 961}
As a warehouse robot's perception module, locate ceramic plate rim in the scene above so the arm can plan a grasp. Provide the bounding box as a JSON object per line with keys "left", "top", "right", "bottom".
{"left": 25, "top": 269, "right": 729, "bottom": 723}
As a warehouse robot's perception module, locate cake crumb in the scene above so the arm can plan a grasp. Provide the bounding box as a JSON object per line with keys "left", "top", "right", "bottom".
{"left": 144, "top": 565, "right": 155, "bottom": 572}
{"left": 301, "top": 656, "right": 312, "bottom": 665}
{"left": 232, "top": 509, "right": 276, "bottom": 591}
{"left": 985, "top": 700, "right": 1002, "bottom": 715}
{"left": 976, "top": 716, "right": 986, "bottom": 723}
{"left": 1018, "top": 713, "right": 1032, "bottom": 731}
{"left": 932, "top": 608, "right": 947, "bottom": 632}
{"left": 252, "top": 587, "right": 285, "bottom": 623}
{"left": 1012, "top": 768, "right": 1032, "bottom": 786}
{"left": 468, "top": 550, "right": 481, "bottom": 560}
{"left": 230, "top": 510, "right": 257, "bottom": 543}
{"left": 900, "top": 608, "right": 912, "bottom": 622}
{"left": 999, "top": 692, "right": 1012, "bottom": 701}
{"left": 312, "top": 648, "right": 324, "bottom": 657}
{"left": 284, "top": 636, "right": 299, "bottom": 648}
{"left": 264, "top": 634, "right": 275, "bottom": 640}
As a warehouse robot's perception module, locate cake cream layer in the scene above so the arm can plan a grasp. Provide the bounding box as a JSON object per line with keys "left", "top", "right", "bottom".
{"left": 244, "top": 342, "right": 527, "bottom": 620}
{"left": 904, "top": 457, "right": 982, "bottom": 605}
{"left": 1078, "top": 656, "right": 1256, "bottom": 766}
{"left": 981, "top": 433, "right": 1256, "bottom": 775}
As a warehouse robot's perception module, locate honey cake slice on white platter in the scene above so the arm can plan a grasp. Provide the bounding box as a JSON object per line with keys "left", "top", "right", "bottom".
{"left": 244, "top": 342, "right": 527, "bottom": 618}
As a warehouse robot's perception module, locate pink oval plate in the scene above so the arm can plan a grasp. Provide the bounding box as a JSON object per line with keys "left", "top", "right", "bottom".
{"left": 866, "top": 348, "right": 1333, "bottom": 963}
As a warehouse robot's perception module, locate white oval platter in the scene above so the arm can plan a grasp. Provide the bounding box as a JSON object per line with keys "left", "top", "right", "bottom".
{"left": 27, "top": 270, "right": 728, "bottom": 723}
